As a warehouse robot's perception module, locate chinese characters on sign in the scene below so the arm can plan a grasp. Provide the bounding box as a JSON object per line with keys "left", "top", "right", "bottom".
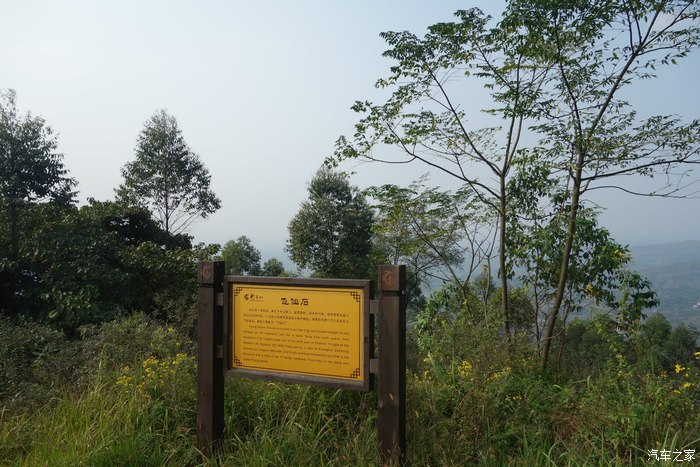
{"left": 280, "top": 297, "right": 309, "bottom": 306}
{"left": 230, "top": 283, "right": 366, "bottom": 385}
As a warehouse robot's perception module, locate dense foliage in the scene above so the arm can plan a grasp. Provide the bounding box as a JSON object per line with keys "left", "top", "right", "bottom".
{"left": 287, "top": 168, "right": 374, "bottom": 279}
{"left": 219, "top": 236, "right": 290, "bottom": 277}
{"left": 220, "top": 235, "right": 262, "bottom": 276}
{"left": 0, "top": 90, "right": 77, "bottom": 321}
{"left": 0, "top": 94, "right": 218, "bottom": 335}
{"left": 0, "top": 196, "right": 216, "bottom": 334}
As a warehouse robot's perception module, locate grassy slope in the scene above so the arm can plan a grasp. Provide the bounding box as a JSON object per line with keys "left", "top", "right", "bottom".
{"left": 1, "top": 315, "right": 699, "bottom": 466}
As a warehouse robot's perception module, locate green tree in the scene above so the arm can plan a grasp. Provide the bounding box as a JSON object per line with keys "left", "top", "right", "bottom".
{"left": 634, "top": 313, "right": 673, "bottom": 372}
{"left": 0, "top": 90, "right": 76, "bottom": 317}
{"left": 559, "top": 316, "right": 621, "bottom": 377}
{"left": 331, "top": 6, "right": 556, "bottom": 338}
{"left": 220, "top": 236, "right": 262, "bottom": 276}
{"left": 508, "top": 196, "right": 657, "bottom": 346}
{"left": 0, "top": 90, "right": 75, "bottom": 260}
{"left": 1, "top": 195, "right": 212, "bottom": 333}
{"left": 116, "top": 110, "right": 221, "bottom": 238}
{"left": 633, "top": 314, "right": 698, "bottom": 373}
{"left": 261, "top": 258, "right": 286, "bottom": 277}
{"left": 368, "top": 177, "right": 496, "bottom": 316}
{"left": 663, "top": 324, "right": 698, "bottom": 368}
{"left": 286, "top": 168, "right": 373, "bottom": 279}
{"left": 332, "top": 3, "right": 700, "bottom": 365}
{"left": 506, "top": 0, "right": 700, "bottom": 370}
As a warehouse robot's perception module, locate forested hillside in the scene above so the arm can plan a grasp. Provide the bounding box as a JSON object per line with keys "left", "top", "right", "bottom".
{"left": 632, "top": 241, "right": 700, "bottom": 330}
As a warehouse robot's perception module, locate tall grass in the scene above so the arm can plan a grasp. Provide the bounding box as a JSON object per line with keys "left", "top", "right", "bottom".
{"left": 216, "top": 381, "right": 377, "bottom": 466}
{"left": 2, "top": 382, "right": 195, "bottom": 466}
{"left": 1, "top": 315, "right": 698, "bottom": 465}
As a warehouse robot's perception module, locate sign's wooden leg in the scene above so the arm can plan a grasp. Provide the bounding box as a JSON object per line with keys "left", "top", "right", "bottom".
{"left": 196, "top": 261, "right": 225, "bottom": 456}
{"left": 377, "top": 265, "right": 407, "bottom": 464}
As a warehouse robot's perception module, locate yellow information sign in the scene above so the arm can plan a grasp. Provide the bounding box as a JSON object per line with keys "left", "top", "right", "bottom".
{"left": 227, "top": 279, "right": 369, "bottom": 389}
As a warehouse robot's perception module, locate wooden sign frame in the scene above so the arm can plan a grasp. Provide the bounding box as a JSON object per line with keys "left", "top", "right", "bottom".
{"left": 223, "top": 276, "right": 371, "bottom": 392}
{"left": 197, "top": 262, "right": 405, "bottom": 464}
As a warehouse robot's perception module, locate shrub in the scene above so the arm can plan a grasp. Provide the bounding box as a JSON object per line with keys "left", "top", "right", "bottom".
{"left": 80, "top": 312, "right": 193, "bottom": 377}
{"left": 0, "top": 317, "right": 82, "bottom": 410}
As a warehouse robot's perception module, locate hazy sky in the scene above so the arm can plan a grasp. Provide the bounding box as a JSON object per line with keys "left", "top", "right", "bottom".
{"left": 2, "top": 1, "right": 698, "bottom": 262}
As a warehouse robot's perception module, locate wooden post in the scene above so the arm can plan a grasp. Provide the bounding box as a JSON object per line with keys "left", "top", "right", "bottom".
{"left": 196, "top": 261, "right": 225, "bottom": 455}
{"left": 377, "top": 265, "right": 406, "bottom": 464}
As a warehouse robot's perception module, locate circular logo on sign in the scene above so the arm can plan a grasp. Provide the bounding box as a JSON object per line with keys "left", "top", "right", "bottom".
{"left": 382, "top": 269, "right": 395, "bottom": 287}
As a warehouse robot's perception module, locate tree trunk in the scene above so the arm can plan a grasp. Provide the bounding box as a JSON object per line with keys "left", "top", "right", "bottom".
{"left": 499, "top": 177, "right": 511, "bottom": 342}
{"left": 9, "top": 200, "right": 18, "bottom": 261}
{"left": 541, "top": 154, "right": 584, "bottom": 370}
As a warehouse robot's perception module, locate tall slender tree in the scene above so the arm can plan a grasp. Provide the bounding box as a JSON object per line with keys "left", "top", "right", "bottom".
{"left": 505, "top": 0, "right": 700, "bottom": 369}
{"left": 332, "top": 2, "right": 700, "bottom": 366}
{"left": 331, "top": 7, "right": 553, "bottom": 339}
{"left": 116, "top": 110, "right": 221, "bottom": 238}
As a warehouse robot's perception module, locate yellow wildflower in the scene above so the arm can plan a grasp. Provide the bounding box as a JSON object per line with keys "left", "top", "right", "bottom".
{"left": 116, "top": 375, "right": 133, "bottom": 386}
{"left": 491, "top": 366, "right": 511, "bottom": 380}
{"left": 457, "top": 360, "right": 473, "bottom": 379}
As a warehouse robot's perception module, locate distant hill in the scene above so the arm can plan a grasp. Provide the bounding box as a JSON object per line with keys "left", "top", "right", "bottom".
{"left": 272, "top": 239, "right": 700, "bottom": 331}
{"left": 630, "top": 240, "right": 700, "bottom": 330}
